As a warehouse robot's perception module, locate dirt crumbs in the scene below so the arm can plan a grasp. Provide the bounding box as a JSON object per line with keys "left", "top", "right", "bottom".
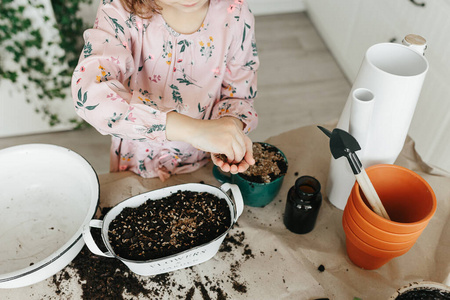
{"left": 395, "top": 287, "right": 450, "bottom": 299}
{"left": 240, "top": 142, "right": 287, "bottom": 184}
{"left": 70, "top": 247, "right": 152, "bottom": 299}
{"left": 48, "top": 214, "right": 255, "bottom": 299}
{"left": 108, "top": 190, "right": 231, "bottom": 261}
{"left": 215, "top": 153, "right": 228, "bottom": 163}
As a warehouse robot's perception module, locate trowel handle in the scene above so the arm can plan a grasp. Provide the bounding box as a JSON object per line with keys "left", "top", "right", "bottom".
{"left": 355, "top": 169, "right": 391, "bottom": 220}
{"left": 346, "top": 152, "right": 363, "bottom": 174}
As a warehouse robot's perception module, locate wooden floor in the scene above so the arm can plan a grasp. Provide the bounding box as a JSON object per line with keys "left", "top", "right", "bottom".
{"left": 0, "top": 12, "right": 350, "bottom": 175}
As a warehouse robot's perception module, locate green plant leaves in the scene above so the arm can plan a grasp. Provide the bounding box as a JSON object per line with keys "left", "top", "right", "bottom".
{"left": 0, "top": 0, "right": 92, "bottom": 127}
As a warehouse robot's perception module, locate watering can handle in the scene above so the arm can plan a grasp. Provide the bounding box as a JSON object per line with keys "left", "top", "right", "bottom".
{"left": 82, "top": 219, "right": 114, "bottom": 258}
{"left": 220, "top": 183, "right": 244, "bottom": 222}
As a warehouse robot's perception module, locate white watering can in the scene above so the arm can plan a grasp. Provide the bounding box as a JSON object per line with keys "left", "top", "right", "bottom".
{"left": 326, "top": 35, "right": 429, "bottom": 210}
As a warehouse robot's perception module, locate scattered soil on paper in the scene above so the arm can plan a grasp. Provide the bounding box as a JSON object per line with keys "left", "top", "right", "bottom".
{"left": 395, "top": 287, "right": 450, "bottom": 299}
{"left": 48, "top": 206, "right": 254, "bottom": 300}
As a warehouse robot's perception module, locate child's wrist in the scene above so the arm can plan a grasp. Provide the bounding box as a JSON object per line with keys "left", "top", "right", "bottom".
{"left": 166, "top": 111, "right": 200, "bottom": 143}
{"left": 222, "top": 116, "right": 244, "bottom": 131}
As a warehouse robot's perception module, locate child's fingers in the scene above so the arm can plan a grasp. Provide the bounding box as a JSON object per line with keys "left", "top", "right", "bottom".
{"left": 212, "top": 156, "right": 243, "bottom": 174}
{"left": 221, "top": 138, "right": 244, "bottom": 163}
{"left": 211, "top": 154, "right": 224, "bottom": 167}
{"left": 243, "top": 137, "right": 254, "bottom": 165}
{"left": 220, "top": 163, "right": 231, "bottom": 173}
{"left": 211, "top": 154, "right": 232, "bottom": 173}
{"left": 236, "top": 160, "right": 250, "bottom": 173}
{"left": 213, "top": 159, "right": 250, "bottom": 174}
{"left": 211, "top": 133, "right": 253, "bottom": 174}
{"left": 229, "top": 164, "right": 239, "bottom": 174}
{"left": 243, "top": 151, "right": 255, "bottom": 166}
{"left": 231, "top": 147, "right": 244, "bottom": 164}
{"left": 231, "top": 133, "right": 248, "bottom": 163}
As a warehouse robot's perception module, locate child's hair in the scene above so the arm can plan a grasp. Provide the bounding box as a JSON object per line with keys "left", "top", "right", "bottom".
{"left": 120, "top": 0, "right": 162, "bottom": 19}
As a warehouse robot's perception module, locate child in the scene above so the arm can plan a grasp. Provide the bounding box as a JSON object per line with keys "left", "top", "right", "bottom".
{"left": 71, "top": 0, "right": 259, "bottom": 181}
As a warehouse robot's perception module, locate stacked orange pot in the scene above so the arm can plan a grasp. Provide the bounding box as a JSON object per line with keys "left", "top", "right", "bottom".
{"left": 342, "top": 164, "right": 437, "bottom": 270}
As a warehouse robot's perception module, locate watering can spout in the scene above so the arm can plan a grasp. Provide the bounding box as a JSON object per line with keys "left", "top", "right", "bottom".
{"left": 326, "top": 39, "right": 429, "bottom": 210}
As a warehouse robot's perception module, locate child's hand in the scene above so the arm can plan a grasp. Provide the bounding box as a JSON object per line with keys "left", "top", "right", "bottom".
{"left": 211, "top": 135, "right": 255, "bottom": 174}
{"left": 166, "top": 113, "right": 255, "bottom": 173}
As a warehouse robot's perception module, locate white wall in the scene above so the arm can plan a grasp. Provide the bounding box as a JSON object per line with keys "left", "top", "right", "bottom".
{"left": 305, "top": 0, "right": 450, "bottom": 173}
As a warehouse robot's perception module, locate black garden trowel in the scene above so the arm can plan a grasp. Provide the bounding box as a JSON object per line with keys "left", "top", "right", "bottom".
{"left": 317, "top": 126, "right": 390, "bottom": 219}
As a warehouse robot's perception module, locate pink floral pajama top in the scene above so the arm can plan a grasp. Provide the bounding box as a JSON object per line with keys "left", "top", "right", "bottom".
{"left": 71, "top": 0, "right": 259, "bottom": 180}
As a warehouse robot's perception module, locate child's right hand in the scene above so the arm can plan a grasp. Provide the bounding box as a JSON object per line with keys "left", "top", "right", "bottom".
{"left": 166, "top": 112, "right": 255, "bottom": 173}
{"left": 211, "top": 135, "right": 255, "bottom": 174}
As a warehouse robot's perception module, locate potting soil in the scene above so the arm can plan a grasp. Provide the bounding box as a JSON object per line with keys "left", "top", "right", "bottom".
{"left": 239, "top": 142, "right": 287, "bottom": 183}
{"left": 108, "top": 190, "right": 231, "bottom": 261}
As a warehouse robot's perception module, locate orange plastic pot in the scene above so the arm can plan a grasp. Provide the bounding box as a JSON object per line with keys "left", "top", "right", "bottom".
{"left": 349, "top": 164, "right": 436, "bottom": 234}
{"left": 344, "top": 196, "right": 424, "bottom": 243}
{"left": 342, "top": 217, "right": 413, "bottom": 270}
{"left": 343, "top": 207, "right": 416, "bottom": 251}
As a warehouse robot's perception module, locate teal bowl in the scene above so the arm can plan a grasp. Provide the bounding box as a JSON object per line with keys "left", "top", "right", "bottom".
{"left": 213, "top": 142, "right": 288, "bottom": 207}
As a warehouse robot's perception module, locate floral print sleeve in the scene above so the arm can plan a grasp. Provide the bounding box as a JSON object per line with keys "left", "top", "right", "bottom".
{"left": 211, "top": 1, "right": 259, "bottom": 134}
{"left": 71, "top": 3, "right": 168, "bottom": 141}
